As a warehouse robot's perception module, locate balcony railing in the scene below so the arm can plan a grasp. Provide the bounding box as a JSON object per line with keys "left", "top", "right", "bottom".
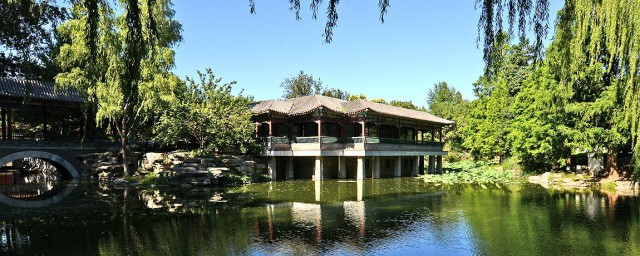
{"left": 260, "top": 136, "right": 444, "bottom": 146}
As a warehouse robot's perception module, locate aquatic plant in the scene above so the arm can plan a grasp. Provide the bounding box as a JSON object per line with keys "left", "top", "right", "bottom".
{"left": 423, "top": 161, "right": 513, "bottom": 187}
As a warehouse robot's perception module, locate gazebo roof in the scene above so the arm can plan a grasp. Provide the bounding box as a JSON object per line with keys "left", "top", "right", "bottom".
{"left": 0, "top": 78, "right": 84, "bottom": 103}
{"left": 252, "top": 94, "right": 454, "bottom": 125}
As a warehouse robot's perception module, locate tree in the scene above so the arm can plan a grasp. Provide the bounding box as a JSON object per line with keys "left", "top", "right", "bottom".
{"left": 509, "top": 65, "right": 571, "bottom": 171}
{"left": 154, "top": 69, "right": 255, "bottom": 153}
{"left": 370, "top": 98, "right": 387, "bottom": 104}
{"left": 280, "top": 70, "right": 324, "bottom": 99}
{"left": 389, "top": 100, "right": 419, "bottom": 110}
{"left": 427, "top": 81, "right": 469, "bottom": 151}
{"left": 322, "top": 87, "right": 350, "bottom": 100}
{"left": 463, "top": 39, "right": 536, "bottom": 162}
{"left": 0, "top": 0, "right": 66, "bottom": 80}
{"left": 55, "top": 0, "right": 183, "bottom": 176}
{"left": 348, "top": 93, "right": 367, "bottom": 101}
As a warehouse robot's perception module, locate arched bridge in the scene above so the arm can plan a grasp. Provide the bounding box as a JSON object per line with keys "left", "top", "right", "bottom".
{"left": 0, "top": 140, "right": 115, "bottom": 178}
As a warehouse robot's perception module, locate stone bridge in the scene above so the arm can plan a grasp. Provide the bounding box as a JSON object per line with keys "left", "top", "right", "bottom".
{"left": 0, "top": 140, "right": 116, "bottom": 178}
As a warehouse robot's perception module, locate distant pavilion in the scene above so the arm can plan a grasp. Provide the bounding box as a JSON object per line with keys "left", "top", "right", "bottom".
{"left": 0, "top": 78, "right": 88, "bottom": 141}
{"left": 251, "top": 95, "right": 454, "bottom": 180}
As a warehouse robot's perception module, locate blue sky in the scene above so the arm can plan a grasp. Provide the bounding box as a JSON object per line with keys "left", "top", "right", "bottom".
{"left": 172, "top": 1, "right": 561, "bottom": 108}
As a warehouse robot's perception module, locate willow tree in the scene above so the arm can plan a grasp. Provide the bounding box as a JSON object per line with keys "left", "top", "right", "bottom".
{"left": 55, "top": 0, "right": 182, "bottom": 176}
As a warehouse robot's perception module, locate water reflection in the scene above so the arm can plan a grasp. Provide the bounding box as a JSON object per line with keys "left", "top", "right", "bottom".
{"left": 0, "top": 179, "right": 638, "bottom": 255}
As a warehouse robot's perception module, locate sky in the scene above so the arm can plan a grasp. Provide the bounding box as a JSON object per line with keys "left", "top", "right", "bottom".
{"left": 172, "top": 1, "right": 562, "bottom": 108}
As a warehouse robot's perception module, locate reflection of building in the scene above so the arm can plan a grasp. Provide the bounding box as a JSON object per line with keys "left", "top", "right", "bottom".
{"left": 252, "top": 95, "right": 454, "bottom": 180}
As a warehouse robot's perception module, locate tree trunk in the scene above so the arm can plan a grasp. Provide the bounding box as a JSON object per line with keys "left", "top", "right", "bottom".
{"left": 121, "top": 135, "right": 130, "bottom": 177}
{"left": 606, "top": 150, "right": 619, "bottom": 180}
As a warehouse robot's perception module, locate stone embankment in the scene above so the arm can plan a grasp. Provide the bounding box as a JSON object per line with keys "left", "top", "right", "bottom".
{"left": 528, "top": 172, "right": 638, "bottom": 195}
{"left": 81, "top": 150, "right": 268, "bottom": 187}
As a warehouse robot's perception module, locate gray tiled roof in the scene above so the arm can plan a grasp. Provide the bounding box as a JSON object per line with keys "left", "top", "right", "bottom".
{"left": 252, "top": 94, "right": 455, "bottom": 125}
{"left": 0, "top": 78, "right": 84, "bottom": 103}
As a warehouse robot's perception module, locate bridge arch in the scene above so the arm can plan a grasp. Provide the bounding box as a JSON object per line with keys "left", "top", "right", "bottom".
{"left": 0, "top": 151, "right": 80, "bottom": 178}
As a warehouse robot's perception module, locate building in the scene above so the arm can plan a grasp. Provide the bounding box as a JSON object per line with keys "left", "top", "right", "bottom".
{"left": 0, "top": 78, "right": 86, "bottom": 141}
{"left": 251, "top": 95, "right": 454, "bottom": 180}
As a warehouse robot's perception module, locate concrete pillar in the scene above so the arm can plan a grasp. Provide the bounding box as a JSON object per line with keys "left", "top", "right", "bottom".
{"left": 428, "top": 156, "right": 435, "bottom": 174}
{"left": 268, "top": 156, "right": 277, "bottom": 180}
{"left": 338, "top": 156, "right": 346, "bottom": 179}
{"left": 356, "top": 156, "right": 364, "bottom": 180}
{"left": 356, "top": 180, "right": 364, "bottom": 201}
{"left": 315, "top": 180, "right": 321, "bottom": 202}
{"left": 395, "top": 156, "right": 402, "bottom": 177}
{"left": 437, "top": 155, "right": 443, "bottom": 174}
{"left": 286, "top": 157, "right": 294, "bottom": 179}
{"left": 373, "top": 156, "right": 381, "bottom": 179}
{"left": 313, "top": 156, "right": 323, "bottom": 181}
{"left": 412, "top": 156, "right": 420, "bottom": 176}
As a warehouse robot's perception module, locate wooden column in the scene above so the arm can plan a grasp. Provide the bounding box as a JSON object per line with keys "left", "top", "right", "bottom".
{"left": 439, "top": 128, "right": 443, "bottom": 142}
{"left": 42, "top": 110, "right": 48, "bottom": 141}
{"left": 437, "top": 156, "right": 443, "bottom": 174}
{"left": 431, "top": 129, "right": 435, "bottom": 142}
{"left": 317, "top": 119, "right": 322, "bottom": 138}
{"left": 419, "top": 156, "right": 425, "bottom": 174}
{"left": 1, "top": 107, "right": 6, "bottom": 140}
{"left": 6, "top": 100, "right": 12, "bottom": 140}
{"left": 268, "top": 120, "right": 273, "bottom": 137}
{"left": 359, "top": 118, "right": 366, "bottom": 141}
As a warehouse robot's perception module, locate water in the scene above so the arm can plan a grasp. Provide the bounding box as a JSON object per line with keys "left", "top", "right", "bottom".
{"left": 0, "top": 178, "right": 638, "bottom": 255}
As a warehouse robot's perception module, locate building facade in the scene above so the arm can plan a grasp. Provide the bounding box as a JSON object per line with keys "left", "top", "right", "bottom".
{"left": 252, "top": 95, "right": 454, "bottom": 180}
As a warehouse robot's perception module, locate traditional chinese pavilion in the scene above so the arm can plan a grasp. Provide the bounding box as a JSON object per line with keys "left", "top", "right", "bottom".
{"left": 252, "top": 95, "right": 454, "bottom": 180}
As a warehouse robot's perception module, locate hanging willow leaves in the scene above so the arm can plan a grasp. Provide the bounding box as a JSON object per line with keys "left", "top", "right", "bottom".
{"left": 56, "top": 0, "right": 183, "bottom": 176}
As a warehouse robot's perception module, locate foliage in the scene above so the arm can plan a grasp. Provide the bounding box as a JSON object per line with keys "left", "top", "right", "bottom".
{"left": 322, "top": 87, "right": 350, "bottom": 100}
{"left": 154, "top": 69, "right": 256, "bottom": 154}
{"left": 370, "top": 98, "right": 386, "bottom": 104}
{"left": 0, "top": 0, "right": 66, "bottom": 80}
{"left": 348, "top": 93, "right": 367, "bottom": 101}
{"left": 280, "top": 70, "right": 324, "bottom": 99}
{"left": 423, "top": 161, "right": 513, "bottom": 187}
{"left": 427, "top": 81, "right": 470, "bottom": 151}
{"left": 389, "top": 100, "right": 419, "bottom": 110}
{"left": 55, "top": 0, "right": 183, "bottom": 175}
{"left": 463, "top": 39, "right": 536, "bottom": 162}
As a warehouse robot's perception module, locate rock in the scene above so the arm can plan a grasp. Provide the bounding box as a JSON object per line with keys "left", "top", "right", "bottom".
{"left": 171, "top": 166, "right": 197, "bottom": 173}
{"left": 207, "top": 167, "right": 229, "bottom": 177}
{"left": 114, "top": 178, "right": 127, "bottom": 185}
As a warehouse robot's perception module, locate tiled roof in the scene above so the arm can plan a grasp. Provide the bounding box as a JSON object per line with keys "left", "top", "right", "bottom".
{"left": 252, "top": 94, "right": 455, "bottom": 125}
{"left": 0, "top": 78, "right": 84, "bottom": 103}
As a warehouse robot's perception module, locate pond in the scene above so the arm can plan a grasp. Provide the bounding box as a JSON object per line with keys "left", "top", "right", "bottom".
{"left": 0, "top": 178, "right": 639, "bottom": 255}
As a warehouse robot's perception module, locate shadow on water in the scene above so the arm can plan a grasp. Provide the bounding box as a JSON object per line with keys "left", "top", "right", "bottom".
{"left": 0, "top": 178, "right": 639, "bottom": 255}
